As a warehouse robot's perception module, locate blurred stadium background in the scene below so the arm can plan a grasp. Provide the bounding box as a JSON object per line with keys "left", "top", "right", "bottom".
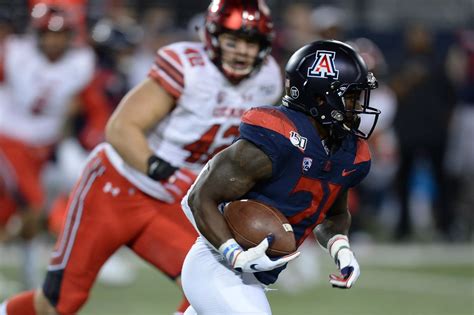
{"left": 0, "top": 0, "right": 473, "bottom": 314}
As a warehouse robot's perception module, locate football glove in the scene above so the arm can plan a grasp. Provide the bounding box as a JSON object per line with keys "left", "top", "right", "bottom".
{"left": 147, "top": 155, "right": 178, "bottom": 181}
{"left": 219, "top": 235, "right": 300, "bottom": 273}
{"left": 327, "top": 234, "right": 360, "bottom": 289}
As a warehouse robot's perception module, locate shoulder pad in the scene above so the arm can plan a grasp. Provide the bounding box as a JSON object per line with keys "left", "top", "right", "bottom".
{"left": 242, "top": 107, "right": 297, "bottom": 140}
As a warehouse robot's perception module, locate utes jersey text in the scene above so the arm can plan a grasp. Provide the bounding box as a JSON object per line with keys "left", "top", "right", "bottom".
{"left": 106, "top": 41, "right": 282, "bottom": 201}
{"left": 238, "top": 106, "right": 371, "bottom": 285}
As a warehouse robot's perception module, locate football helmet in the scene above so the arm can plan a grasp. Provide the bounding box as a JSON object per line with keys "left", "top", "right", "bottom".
{"left": 282, "top": 40, "right": 380, "bottom": 139}
{"left": 31, "top": 4, "right": 73, "bottom": 33}
{"left": 204, "top": 0, "right": 274, "bottom": 81}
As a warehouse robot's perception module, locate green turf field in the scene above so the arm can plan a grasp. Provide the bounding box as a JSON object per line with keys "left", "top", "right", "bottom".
{"left": 1, "top": 243, "right": 473, "bottom": 315}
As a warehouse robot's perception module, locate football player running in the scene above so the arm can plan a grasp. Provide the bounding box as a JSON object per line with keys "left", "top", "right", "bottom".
{"left": 181, "top": 40, "right": 380, "bottom": 314}
{"left": 0, "top": 0, "right": 282, "bottom": 315}
{"left": 0, "top": 4, "right": 94, "bottom": 289}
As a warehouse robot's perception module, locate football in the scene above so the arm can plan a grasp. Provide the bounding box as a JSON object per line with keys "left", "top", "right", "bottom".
{"left": 223, "top": 199, "right": 296, "bottom": 257}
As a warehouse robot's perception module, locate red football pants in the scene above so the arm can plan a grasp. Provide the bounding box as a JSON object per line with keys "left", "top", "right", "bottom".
{"left": 42, "top": 148, "right": 198, "bottom": 314}
{"left": 0, "top": 134, "right": 52, "bottom": 224}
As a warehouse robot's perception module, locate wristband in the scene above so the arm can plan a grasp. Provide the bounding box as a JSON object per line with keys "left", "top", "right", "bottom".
{"left": 219, "top": 238, "right": 242, "bottom": 266}
{"left": 147, "top": 155, "right": 177, "bottom": 181}
{"left": 327, "top": 234, "right": 350, "bottom": 263}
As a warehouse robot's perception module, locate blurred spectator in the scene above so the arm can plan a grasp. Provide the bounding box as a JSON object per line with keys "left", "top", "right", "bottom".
{"left": 275, "top": 2, "right": 316, "bottom": 64}
{"left": 444, "top": 29, "right": 474, "bottom": 240}
{"left": 77, "top": 17, "right": 142, "bottom": 150}
{"left": 390, "top": 23, "right": 456, "bottom": 241}
{"left": 274, "top": 2, "right": 345, "bottom": 63}
{"left": 127, "top": 5, "right": 183, "bottom": 87}
{"left": 310, "top": 5, "right": 346, "bottom": 41}
{"left": 186, "top": 12, "right": 205, "bottom": 42}
{"left": 0, "top": 9, "right": 15, "bottom": 243}
{"left": 276, "top": 4, "right": 346, "bottom": 67}
{"left": 347, "top": 37, "right": 398, "bottom": 239}
{"left": 0, "top": 11, "right": 14, "bottom": 43}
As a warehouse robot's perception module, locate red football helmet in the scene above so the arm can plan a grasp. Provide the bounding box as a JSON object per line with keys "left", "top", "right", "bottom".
{"left": 204, "top": 0, "right": 274, "bottom": 80}
{"left": 31, "top": 3, "right": 73, "bottom": 32}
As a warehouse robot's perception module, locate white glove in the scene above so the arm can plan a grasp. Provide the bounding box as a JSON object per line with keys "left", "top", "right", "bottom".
{"left": 219, "top": 235, "right": 300, "bottom": 273}
{"left": 327, "top": 235, "right": 360, "bottom": 289}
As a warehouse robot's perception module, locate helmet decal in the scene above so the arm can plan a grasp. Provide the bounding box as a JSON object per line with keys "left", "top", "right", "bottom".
{"left": 307, "top": 50, "right": 339, "bottom": 79}
{"left": 290, "top": 86, "right": 299, "bottom": 99}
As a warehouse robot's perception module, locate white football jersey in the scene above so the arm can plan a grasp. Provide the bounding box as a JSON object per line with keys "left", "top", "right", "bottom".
{"left": 0, "top": 35, "right": 95, "bottom": 146}
{"left": 105, "top": 41, "right": 283, "bottom": 201}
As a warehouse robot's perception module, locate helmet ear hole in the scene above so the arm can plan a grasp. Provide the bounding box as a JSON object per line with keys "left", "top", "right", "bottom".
{"left": 315, "top": 95, "right": 325, "bottom": 106}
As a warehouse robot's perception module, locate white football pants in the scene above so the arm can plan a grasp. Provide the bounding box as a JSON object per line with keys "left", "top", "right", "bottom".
{"left": 182, "top": 236, "right": 272, "bottom": 315}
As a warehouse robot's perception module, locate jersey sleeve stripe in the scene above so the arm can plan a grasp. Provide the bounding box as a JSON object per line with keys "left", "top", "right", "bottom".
{"left": 241, "top": 108, "right": 297, "bottom": 140}
{"left": 155, "top": 55, "right": 184, "bottom": 86}
{"left": 354, "top": 139, "right": 371, "bottom": 164}
{"left": 160, "top": 48, "right": 184, "bottom": 72}
{"left": 148, "top": 68, "right": 183, "bottom": 99}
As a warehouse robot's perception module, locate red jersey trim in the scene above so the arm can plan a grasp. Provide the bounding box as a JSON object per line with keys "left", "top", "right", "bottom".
{"left": 154, "top": 54, "right": 184, "bottom": 86}
{"left": 148, "top": 47, "right": 185, "bottom": 99}
{"left": 241, "top": 108, "right": 297, "bottom": 140}
{"left": 354, "top": 139, "right": 371, "bottom": 164}
{"left": 148, "top": 69, "right": 182, "bottom": 99}
{"left": 162, "top": 48, "right": 183, "bottom": 69}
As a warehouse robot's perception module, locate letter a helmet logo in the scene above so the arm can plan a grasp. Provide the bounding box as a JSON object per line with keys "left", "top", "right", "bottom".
{"left": 307, "top": 50, "right": 339, "bottom": 79}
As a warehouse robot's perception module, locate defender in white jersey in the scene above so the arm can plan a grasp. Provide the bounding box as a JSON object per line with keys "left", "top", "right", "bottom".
{"left": 0, "top": 4, "right": 94, "bottom": 230}
{"left": 0, "top": 4, "right": 93, "bottom": 266}
{"left": 0, "top": 1, "right": 282, "bottom": 315}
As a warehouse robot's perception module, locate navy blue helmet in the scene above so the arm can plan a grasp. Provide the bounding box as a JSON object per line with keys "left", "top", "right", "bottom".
{"left": 282, "top": 40, "right": 380, "bottom": 139}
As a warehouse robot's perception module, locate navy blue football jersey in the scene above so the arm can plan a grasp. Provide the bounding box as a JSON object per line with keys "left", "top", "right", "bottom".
{"left": 238, "top": 105, "right": 371, "bottom": 284}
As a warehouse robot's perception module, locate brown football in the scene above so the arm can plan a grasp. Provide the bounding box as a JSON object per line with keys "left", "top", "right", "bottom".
{"left": 223, "top": 199, "right": 296, "bottom": 257}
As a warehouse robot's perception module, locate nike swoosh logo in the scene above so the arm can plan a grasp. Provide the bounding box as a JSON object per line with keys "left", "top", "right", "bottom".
{"left": 250, "top": 264, "right": 260, "bottom": 271}
{"left": 342, "top": 169, "right": 357, "bottom": 176}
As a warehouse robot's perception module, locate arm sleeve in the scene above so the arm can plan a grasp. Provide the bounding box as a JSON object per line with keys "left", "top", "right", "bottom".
{"left": 266, "top": 56, "right": 284, "bottom": 105}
